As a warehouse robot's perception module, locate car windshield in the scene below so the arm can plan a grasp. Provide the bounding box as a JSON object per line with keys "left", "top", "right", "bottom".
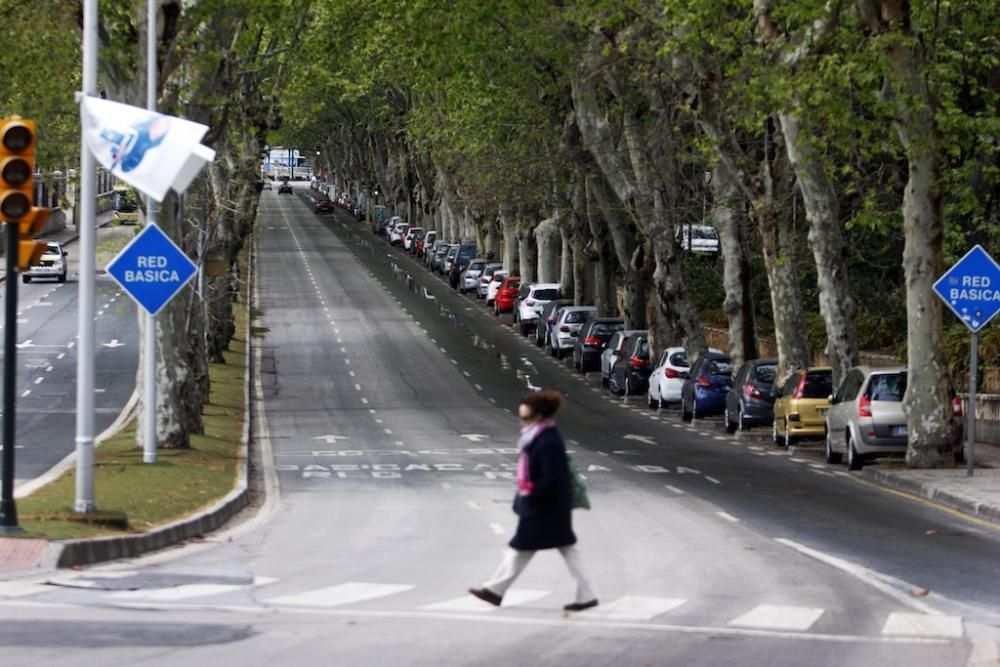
{"left": 706, "top": 359, "right": 733, "bottom": 375}
{"left": 590, "top": 323, "right": 623, "bottom": 337}
{"left": 565, "top": 311, "right": 592, "bottom": 324}
{"left": 45, "top": 244, "right": 60, "bottom": 254}
{"left": 753, "top": 364, "right": 777, "bottom": 384}
{"left": 802, "top": 371, "right": 833, "bottom": 398}
{"left": 867, "top": 372, "right": 906, "bottom": 402}
{"left": 533, "top": 288, "right": 560, "bottom": 301}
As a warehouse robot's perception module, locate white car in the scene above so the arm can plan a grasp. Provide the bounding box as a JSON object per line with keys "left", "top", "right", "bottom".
{"left": 515, "top": 282, "right": 561, "bottom": 336}
{"left": 23, "top": 241, "right": 68, "bottom": 283}
{"left": 548, "top": 306, "right": 597, "bottom": 358}
{"left": 477, "top": 263, "right": 503, "bottom": 298}
{"left": 485, "top": 270, "right": 507, "bottom": 306}
{"left": 677, "top": 225, "right": 720, "bottom": 255}
{"left": 403, "top": 227, "right": 423, "bottom": 251}
{"left": 390, "top": 224, "right": 409, "bottom": 246}
{"left": 459, "top": 259, "right": 489, "bottom": 294}
{"left": 647, "top": 346, "right": 723, "bottom": 408}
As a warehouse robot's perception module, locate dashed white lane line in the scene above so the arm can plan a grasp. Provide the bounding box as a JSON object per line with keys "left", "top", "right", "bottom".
{"left": 490, "top": 523, "right": 505, "bottom": 535}
{"left": 344, "top": 359, "right": 351, "bottom": 365}
{"left": 704, "top": 476, "right": 721, "bottom": 485}
{"left": 384, "top": 429, "right": 393, "bottom": 435}
{"left": 375, "top": 419, "right": 384, "bottom": 424}
{"left": 360, "top": 398, "right": 369, "bottom": 405}
{"left": 474, "top": 384, "right": 484, "bottom": 391}
{"left": 462, "top": 371, "right": 471, "bottom": 377}
{"left": 340, "top": 347, "right": 347, "bottom": 353}
{"left": 349, "top": 371, "right": 356, "bottom": 377}
{"left": 665, "top": 485, "right": 685, "bottom": 495}
{"left": 20, "top": 390, "right": 30, "bottom": 398}
{"left": 716, "top": 511, "right": 740, "bottom": 523}
{"left": 337, "top": 338, "right": 344, "bottom": 344}
{"left": 368, "top": 409, "right": 376, "bottom": 414}
{"left": 790, "top": 457, "right": 809, "bottom": 463}
{"left": 33, "top": 377, "right": 43, "bottom": 385}
{"left": 57, "top": 353, "right": 66, "bottom": 360}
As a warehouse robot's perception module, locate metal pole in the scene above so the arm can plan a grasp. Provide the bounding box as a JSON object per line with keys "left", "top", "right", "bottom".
{"left": 142, "top": 0, "right": 158, "bottom": 464}
{"left": 74, "top": 0, "right": 99, "bottom": 512}
{"left": 967, "top": 332, "right": 978, "bottom": 477}
{"left": 0, "top": 222, "right": 22, "bottom": 531}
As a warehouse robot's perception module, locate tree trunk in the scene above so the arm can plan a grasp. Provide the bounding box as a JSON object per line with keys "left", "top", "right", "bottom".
{"left": 500, "top": 204, "right": 519, "bottom": 273}
{"left": 534, "top": 215, "right": 560, "bottom": 283}
{"left": 560, "top": 224, "right": 575, "bottom": 298}
{"left": 517, "top": 220, "right": 537, "bottom": 284}
{"left": 713, "top": 162, "right": 757, "bottom": 365}
{"left": 779, "top": 110, "right": 857, "bottom": 386}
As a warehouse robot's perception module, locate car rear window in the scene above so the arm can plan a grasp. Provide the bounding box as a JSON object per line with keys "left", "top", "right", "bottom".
{"left": 753, "top": 364, "right": 777, "bottom": 383}
{"left": 866, "top": 373, "right": 906, "bottom": 402}
{"left": 802, "top": 371, "right": 833, "bottom": 398}
{"left": 707, "top": 359, "right": 733, "bottom": 375}
{"left": 507, "top": 280, "right": 520, "bottom": 289}
{"left": 468, "top": 261, "right": 485, "bottom": 271}
{"left": 532, "top": 288, "right": 560, "bottom": 301}
{"left": 565, "top": 311, "right": 592, "bottom": 324}
{"left": 636, "top": 340, "right": 650, "bottom": 359}
{"left": 591, "top": 323, "right": 623, "bottom": 337}
{"left": 669, "top": 352, "right": 689, "bottom": 367}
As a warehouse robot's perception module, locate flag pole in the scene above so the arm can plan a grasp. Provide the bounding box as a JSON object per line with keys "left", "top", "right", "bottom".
{"left": 142, "top": 0, "right": 158, "bottom": 464}
{"left": 74, "top": 0, "right": 98, "bottom": 512}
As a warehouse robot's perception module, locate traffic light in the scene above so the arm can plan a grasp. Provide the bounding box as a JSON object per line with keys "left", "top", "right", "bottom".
{"left": 315, "top": 143, "right": 321, "bottom": 156}
{"left": 17, "top": 207, "right": 48, "bottom": 271}
{"left": 0, "top": 117, "right": 36, "bottom": 222}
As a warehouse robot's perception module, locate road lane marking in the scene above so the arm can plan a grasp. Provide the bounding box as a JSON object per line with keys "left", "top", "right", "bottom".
{"left": 704, "top": 476, "right": 721, "bottom": 485}
{"left": 728, "top": 605, "right": 825, "bottom": 631}
{"left": 665, "top": 485, "right": 685, "bottom": 495}
{"left": 266, "top": 582, "right": 414, "bottom": 608}
{"left": 348, "top": 371, "right": 356, "bottom": 377}
{"left": 360, "top": 398, "right": 368, "bottom": 404}
{"left": 420, "top": 589, "right": 549, "bottom": 613}
{"left": 20, "top": 390, "right": 30, "bottom": 397}
{"left": 490, "top": 523, "right": 505, "bottom": 534}
{"left": 881, "top": 613, "right": 963, "bottom": 638}
{"left": 715, "top": 511, "right": 740, "bottom": 523}
{"left": 33, "top": 377, "right": 43, "bottom": 385}
{"left": 354, "top": 384, "right": 362, "bottom": 391}
{"left": 591, "top": 596, "right": 688, "bottom": 622}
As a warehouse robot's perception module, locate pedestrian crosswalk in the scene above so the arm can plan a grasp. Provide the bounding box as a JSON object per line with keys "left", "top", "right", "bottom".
{"left": 0, "top": 575, "right": 966, "bottom": 639}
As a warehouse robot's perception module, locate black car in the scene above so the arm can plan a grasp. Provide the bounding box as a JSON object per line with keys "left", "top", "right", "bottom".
{"left": 278, "top": 183, "right": 293, "bottom": 194}
{"left": 313, "top": 199, "right": 336, "bottom": 214}
{"left": 573, "top": 318, "right": 625, "bottom": 373}
{"left": 608, "top": 332, "right": 651, "bottom": 396}
{"left": 448, "top": 242, "right": 477, "bottom": 288}
{"left": 535, "top": 299, "right": 573, "bottom": 347}
{"left": 724, "top": 359, "right": 778, "bottom": 432}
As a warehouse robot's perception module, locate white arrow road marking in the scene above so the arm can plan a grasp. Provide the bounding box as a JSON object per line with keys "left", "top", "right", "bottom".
{"left": 624, "top": 434, "right": 656, "bottom": 445}
{"left": 101, "top": 339, "right": 125, "bottom": 348}
{"left": 312, "top": 435, "right": 350, "bottom": 444}
{"left": 459, "top": 434, "right": 490, "bottom": 442}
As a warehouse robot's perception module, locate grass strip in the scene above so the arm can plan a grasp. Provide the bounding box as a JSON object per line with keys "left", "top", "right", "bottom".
{"left": 14, "top": 248, "right": 251, "bottom": 541}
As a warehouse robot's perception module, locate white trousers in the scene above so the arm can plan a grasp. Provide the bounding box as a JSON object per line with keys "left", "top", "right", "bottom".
{"left": 482, "top": 545, "right": 597, "bottom": 603}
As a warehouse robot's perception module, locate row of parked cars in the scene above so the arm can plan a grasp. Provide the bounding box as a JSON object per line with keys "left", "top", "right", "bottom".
{"left": 374, "top": 216, "right": 964, "bottom": 471}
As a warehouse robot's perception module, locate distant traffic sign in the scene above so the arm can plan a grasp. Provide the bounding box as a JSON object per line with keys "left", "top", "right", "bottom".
{"left": 933, "top": 245, "right": 1000, "bottom": 333}
{"left": 106, "top": 223, "right": 197, "bottom": 316}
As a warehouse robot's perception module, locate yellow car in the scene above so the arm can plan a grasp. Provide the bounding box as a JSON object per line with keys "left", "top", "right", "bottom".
{"left": 772, "top": 367, "right": 833, "bottom": 448}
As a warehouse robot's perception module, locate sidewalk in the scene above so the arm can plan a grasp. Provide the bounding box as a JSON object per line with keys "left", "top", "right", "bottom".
{"left": 863, "top": 442, "right": 1000, "bottom": 526}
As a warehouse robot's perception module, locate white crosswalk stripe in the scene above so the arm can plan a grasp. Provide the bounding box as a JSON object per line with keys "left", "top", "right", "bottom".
{"left": 589, "top": 595, "right": 687, "bottom": 621}
{"left": 420, "top": 589, "right": 549, "bottom": 613}
{"left": 728, "top": 604, "right": 825, "bottom": 631}
{"left": 109, "top": 583, "right": 249, "bottom": 602}
{"left": 881, "top": 612, "right": 964, "bottom": 638}
{"left": 265, "top": 582, "right": 414, "bottom": 608}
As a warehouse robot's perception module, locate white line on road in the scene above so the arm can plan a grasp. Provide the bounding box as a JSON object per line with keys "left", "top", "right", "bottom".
{"left": 348, "top": 371, "right": 356, "bottom": 377}
{"left": 20, "top": 390, "right": 30, "bottom": 397}
{"left": 704, "top": 476, "right": 721, "bottom": 485}
{"left": 490, "top": 523, "right": 505, "bottom": 535}
{"left": 354, "top": 384, "right": 362, "bottom": 391}
{"left": 716, "top": 511, "right": 740, "bottom": 523}
{"left": 665, "top": 485, "right": 685, "bottom": 495}
{"left": 56, "top": 353, "right": 65, "bottom": 360}
{"left": 474, "top": 384, "right": 483, "bottom": 391}
{"left": 360, "top": 398, "right": 368, "bottom": 405}
{"left": 463, "top": 371, "right": 471, "bottom": 377}
{"left": 266, "top": 582, "right": 415, "bottom": 609}
{"left": 384, "top": 429, "right": 393, "bottom": 435}
{"left": 33, "top": 377, "right": 43, "bottom": 385}
{"left": 729, "top": 605, "right": 824, "bottom": 631}
{"left": 375, "top": 419, "right": 384, "bottom": 424}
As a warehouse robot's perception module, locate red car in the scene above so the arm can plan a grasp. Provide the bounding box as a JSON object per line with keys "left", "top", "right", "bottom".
{"left": 313, "top": 199, "right": 337, "bottom": 214}
{"left": 494, "top": 276, "right": 521, "bottom": 316}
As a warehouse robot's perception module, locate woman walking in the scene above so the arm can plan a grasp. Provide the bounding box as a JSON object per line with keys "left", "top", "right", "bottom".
{"left": 469, "top": 390, "right": 598, "bottom": 612}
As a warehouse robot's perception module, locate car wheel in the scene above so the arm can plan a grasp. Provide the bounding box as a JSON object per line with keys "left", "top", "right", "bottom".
{"left": 648, "top": 393, "right": 658, "bottom": 410}
{"left": 58, "top": 272, "right": 67, "bottom": 283}
{"left": 783, "top": 422, "right": 795, "bottom": 449}
{"left": 519, "top": 321, "right": 527, "bottom": 336}
{"left": 609, "top": 372, "right": 623, "bottom": 396}
{"left": 772, "top": 421, "right": 782, "bottom": 447}
{"left": 22, "top": 275, "right": 30, "bottom": 284}
{"left": 738, "top": 406, "right": 748, "bottom": 432}
{"left": 556, "top": 347, "right": 565, "bottom": 360}
{"left": 847, "top": 432, "right": 864, "bottom": 471}
{"left": 681, "top": 398, "right": 693, "bottom": 422}
{"left": 825, "top": 432, "right": 843, "bottom": 464}
{"left": 724, "top": 408, "right": 737, "bottom": 434}
{"left": 601, "top": 374, "right": 608, "bottom": 388}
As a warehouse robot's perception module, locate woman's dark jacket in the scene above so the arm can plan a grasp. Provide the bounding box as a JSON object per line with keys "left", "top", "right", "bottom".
{"left": 510, "top": 426, "right": 576, "bottom": 551}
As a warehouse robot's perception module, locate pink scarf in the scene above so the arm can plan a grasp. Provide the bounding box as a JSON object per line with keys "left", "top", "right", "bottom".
{"left": 516, "top": 418, "right": 555, "bottom": 496}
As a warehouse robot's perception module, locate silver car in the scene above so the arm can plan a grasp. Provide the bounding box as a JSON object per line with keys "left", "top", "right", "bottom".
{"left": 549, "top": 306, "right": 597, "bottom": 358}
{"left": 600, "top": 329, "right": 644, "bottom": 388}
{"left": 477, "top": 263, "right": 503, "bottom": 299}
{"left": 459, "top": 259, "right": 489, "bottom": 294}
{"left": 825, "top": 365, "right": 964, "bottom": 470}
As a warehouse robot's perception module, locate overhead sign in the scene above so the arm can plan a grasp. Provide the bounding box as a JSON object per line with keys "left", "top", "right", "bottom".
{"left": 82, "top": 96, "right": 215, "bottom": 202}
{"left": 933, "top": 245, "right": 1000, "bottom": 333}
{"left": 106, "top": 224, "right": 198, "bottom": 317}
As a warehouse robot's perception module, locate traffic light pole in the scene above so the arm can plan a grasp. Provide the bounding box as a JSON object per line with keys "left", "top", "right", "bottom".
{"left": 0, "top": 221, "right": 22, "bottom": 532}
{"left": 141, "top": 0, "right": 159, "bottom": 465}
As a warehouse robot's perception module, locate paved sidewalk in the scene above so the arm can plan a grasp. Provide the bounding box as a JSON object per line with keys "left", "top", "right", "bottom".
{"left": 863, "top": 442, "right": 1000, "bottom": 526}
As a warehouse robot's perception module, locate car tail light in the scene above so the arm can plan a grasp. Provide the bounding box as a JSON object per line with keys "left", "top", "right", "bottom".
{"left": 952, "top": 396, "right": 964, "bottom": 417}
{"left": 525, "top": 300, "right": 535, "bottom": 307}
{"left": 743, "top": 383, "right": 762, "bottom": 399}
{"left": 629, "top": 357, "right": 649, "bottom": 369}
{"left": 793, "top": 374, "right": 808, "bottom": 400}
{"left": 858, "top": 395, "right": 872, "bottom": 417}
{"left": 560, "top": 326, "right": 570, "bottom": 333}
{"left": 665, "top": 368, "right": 681, "bottom": 378}
{"left": 696, "top": 375, "right": 711, "bottom": 387}
{"left": 584, "top": 336, "right": 602, "bottom": 346}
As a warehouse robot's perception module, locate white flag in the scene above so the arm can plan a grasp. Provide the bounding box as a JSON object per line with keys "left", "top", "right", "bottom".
{"left": 82, "top": 96, "right": 216, "bottom": 202}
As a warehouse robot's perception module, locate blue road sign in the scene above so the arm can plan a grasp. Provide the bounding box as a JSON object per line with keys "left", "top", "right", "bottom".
{"left": 106, "top": 224, "right": 198, "bottom": 317}
{"left": 933, "top": 245, "right": 1000, "bottom": 333}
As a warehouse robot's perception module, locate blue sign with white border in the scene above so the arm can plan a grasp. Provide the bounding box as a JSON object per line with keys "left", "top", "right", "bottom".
{"left": 105, "top": 224, "right": 198, "bottom": 317}
{"left": 933, "top": 245, "right": 1000, "bottom": 333}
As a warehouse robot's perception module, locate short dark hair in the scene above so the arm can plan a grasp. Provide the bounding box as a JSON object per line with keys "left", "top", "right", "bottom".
{"left": 520, "top": 390, "right": 563, "bottom": 419}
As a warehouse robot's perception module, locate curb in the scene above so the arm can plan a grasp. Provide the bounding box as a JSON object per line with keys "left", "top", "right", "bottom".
{"left": 861, "top": 468, "right": 1000, "bottom": 527}
{"left": 46, "top": 234, "right": 257, "bottom": 569}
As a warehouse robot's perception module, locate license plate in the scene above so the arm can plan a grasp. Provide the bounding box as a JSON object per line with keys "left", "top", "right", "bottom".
{"left": 892, "top": 425, "right": 907, "bottom": 436}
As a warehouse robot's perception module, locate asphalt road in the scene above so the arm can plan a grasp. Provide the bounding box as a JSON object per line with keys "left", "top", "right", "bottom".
{"left": 6, "top": 224, "right": 139, "bottom": 484}
{"left": 0, "top": 183, "right": 994, "bottom": 666}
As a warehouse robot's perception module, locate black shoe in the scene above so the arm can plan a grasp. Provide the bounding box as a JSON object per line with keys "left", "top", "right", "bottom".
{"left": 468, "top": 588, "right": 503, "bottom": 606}
{"left": 564, "top": 599, "right": 599, "bottom": 612}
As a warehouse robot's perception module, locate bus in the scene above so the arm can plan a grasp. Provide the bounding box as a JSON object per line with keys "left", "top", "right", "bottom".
{"left": 111, "top": 184, "right": 140, "bottom": 224}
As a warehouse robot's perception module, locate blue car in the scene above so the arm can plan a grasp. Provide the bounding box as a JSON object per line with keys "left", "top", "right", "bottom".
{"left": 681, "top": 352, "right": 734, "bottom": 422}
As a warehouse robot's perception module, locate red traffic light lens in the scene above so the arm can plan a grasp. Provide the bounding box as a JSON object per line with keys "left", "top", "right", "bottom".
{"left": 1, "top": 124, "right": 33, "bottom": 151}
{"left": 1, "top": 156, "right": 32, "bottom": 186}
{"left": 0, "top": 192, "right": 31, "bottom": 219}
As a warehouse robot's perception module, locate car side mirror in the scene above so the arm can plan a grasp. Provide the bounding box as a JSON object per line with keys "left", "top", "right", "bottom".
{"left": 63, "top": 251, "right": 69, "bottom": 256}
